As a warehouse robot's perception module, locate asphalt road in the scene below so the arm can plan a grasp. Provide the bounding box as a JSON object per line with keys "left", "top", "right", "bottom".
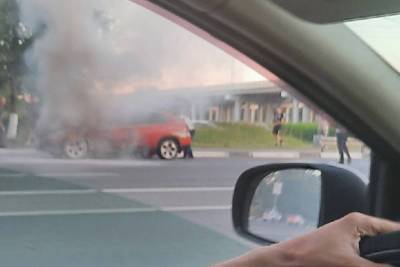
{"left": 0, "top": 149, "right": 370, "bottom": 266}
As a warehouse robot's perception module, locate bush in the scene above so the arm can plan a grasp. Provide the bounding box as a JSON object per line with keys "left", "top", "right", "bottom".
{"left": 192, "top": 123, "right": 310, "bottom": 149}
{"left": 282, "top": 123, "right": 318, "bottom": 142}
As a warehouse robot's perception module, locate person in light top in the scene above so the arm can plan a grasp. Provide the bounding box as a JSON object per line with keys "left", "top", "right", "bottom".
{"left": 181, "top": 115, "right": 195, "bottom": 159}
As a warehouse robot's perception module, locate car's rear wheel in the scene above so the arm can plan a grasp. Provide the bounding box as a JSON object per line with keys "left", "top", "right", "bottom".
{"left": 157, "top": 138, "right": 179, "bottom": 160}
{"left": 63, "top": 137, "right": 89, "bottom": 159}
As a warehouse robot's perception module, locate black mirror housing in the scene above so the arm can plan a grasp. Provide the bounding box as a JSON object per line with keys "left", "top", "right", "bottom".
{"left": 232, "top": 163, "right": 367, "bottom": 244}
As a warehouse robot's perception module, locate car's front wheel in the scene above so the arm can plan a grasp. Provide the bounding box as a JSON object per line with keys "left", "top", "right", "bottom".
{"left": 157, "top": 138, "right": 179, "bottom": 160}
{"left": 63, "top": 137, "right": 89, "bottom": 159}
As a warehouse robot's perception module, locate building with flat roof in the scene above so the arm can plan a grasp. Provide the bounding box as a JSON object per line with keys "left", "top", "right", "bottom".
{"left": 161, "top": 80, "right": 316, "bottom": 125}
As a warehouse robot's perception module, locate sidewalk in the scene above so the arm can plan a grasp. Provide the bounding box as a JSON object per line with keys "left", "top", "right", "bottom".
{"left": 0, "top": 147, "right": 369, "bottom": 160}
{"left": 0, "top": 148, "right": 50, "bottom": 157}
{"left": 193, "top": 147, "right": 369, "bottom": 159}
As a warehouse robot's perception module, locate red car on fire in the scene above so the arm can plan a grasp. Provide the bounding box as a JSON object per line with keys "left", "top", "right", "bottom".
{"left": 36, "top": 113, "right": 192, "bottom": 160}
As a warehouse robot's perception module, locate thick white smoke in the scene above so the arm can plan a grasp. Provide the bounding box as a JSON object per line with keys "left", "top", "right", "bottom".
{"left": 17, "top": 0, "right": 264, "bottom": 130}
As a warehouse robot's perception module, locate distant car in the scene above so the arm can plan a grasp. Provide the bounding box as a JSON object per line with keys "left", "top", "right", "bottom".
{"left": 36, "top": 113, "right": 192, "bottom": 160}
{"left": 286, "top": 215, "right": 306, "bottom": 226}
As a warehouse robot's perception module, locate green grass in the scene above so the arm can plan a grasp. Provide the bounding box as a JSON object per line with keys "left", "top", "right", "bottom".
{"left": 193, "top": 123, "right": 311, "bottom": 149}
{"left": 283, "top": 123, "right": 318, "bottom": 142}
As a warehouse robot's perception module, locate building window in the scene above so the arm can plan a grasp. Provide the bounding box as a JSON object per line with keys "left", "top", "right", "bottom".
{"left": 209, "top": 108, "right": 218, "bottom": 121}
{"left": 212, "top": 110, "right": 217, "bottom": 121}
{"left": 254, "top": 109, "right": 259, "bottom": 123}
{"left": 226, "top": 107, "right": 231, "bottom": 122}
{"left": 240, "top": 108, "right": 245, "bottom": 121}
{"left": 264, "top": 107, "right": 269, "bottom": 123}
{"left": 299, "top": 107, "right": 303, "bottom": 122}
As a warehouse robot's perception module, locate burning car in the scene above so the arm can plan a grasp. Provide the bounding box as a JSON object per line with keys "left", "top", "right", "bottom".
{"left": 35, "top": 113, "right": 192, "bottom": 160}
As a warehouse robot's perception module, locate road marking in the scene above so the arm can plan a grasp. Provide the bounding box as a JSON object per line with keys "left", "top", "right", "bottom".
{"left": 0, "top": 189, "right": 97, "bottom": 196}
{"left": 161, "top": 205, "right": 231, "bottom": 212}
{"left": 321, "top": 152, "right": 363, "bottom": 159}
{"left": 0, "top": 149, "right": 47, "bottom": 156}
{"left": 0, "top": 208, "right": 157, "bottom": 217}
{"left": 193, "top": 151, "right": 229, "bottom": 158}
{"left": 251, "top": 151, "right": 300, "bottom": 159}
{"left": 0, "top": 187, "right": 234, "bottom": 196}
{"left": 0, "top": 173, "right": 27, "bottom": 178}
{"left": 0, "top": 158, "right": 161, "bottom": 167}
{"left": 0, "top": 205, "right": 232, "bottom": 217}
{"left": 103, "top": 187, "right": 234, "bottom": 193}
{"left": 0, "top": 172, "right": 120, "bottom": 178}
{"left": 38, "top": 172, "right": 120, "bottom": 178}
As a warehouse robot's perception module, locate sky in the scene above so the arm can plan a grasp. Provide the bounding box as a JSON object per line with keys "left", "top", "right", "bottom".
{"left": 16, "top": 0, "right": 400, "bottom": 129}
{"left": 19, "top": 0, "right": 400, "bottom": 95}
{"left": 95, "top": 0, "right": 266, "bottom": 92}
{"left": 16, "top": 0, "right": 266, "bottom": 128}
{"left": 346, "top": 15, "right": 400, "bottom": 71}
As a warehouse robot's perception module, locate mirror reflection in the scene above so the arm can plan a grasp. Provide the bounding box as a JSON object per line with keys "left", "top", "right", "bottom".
{"left": 248, "top": 168, "right": 321, "bottom": 242}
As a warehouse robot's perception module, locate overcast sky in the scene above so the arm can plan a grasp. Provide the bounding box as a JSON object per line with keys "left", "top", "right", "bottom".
{"left": 104, "top": 0, "right": 266, "bottom": 92}
{"left": 118, "top": 1, "right": 400, "bottom": 91}
{"left": 20, "top": 0, "right": 400, "bottom": 93}
{"left": 346, "top": 15, "right": 400, "bottom": 71}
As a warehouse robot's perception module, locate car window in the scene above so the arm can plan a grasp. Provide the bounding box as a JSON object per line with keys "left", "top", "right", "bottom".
{"left": 346, "top": 15, "right": 400, "bottom": 72}
{"left": 0, "top": 0, "right": 371, "bottom": 266}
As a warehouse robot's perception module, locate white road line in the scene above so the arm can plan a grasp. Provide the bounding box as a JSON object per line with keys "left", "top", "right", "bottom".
{"left": 103, "top": 187, "right": 234, "bottom": 193}
{"left": 161, "top": 205, "right": 231, "bottom": 212}
{"left": 321, "top": 152, "right": 363, "bottom": 159}
{"left": 0, "top": 187, "right": 234, "bottom": 196}
{"left": 0, "top": 205, "right": 232, "bottom": 217}
{"left": 0, "top": 173, "right": 26, "bottom": 178}
{"left": 251, "top": 151, "right": 300, "bottom": 159}
{"left": 0, "top": 172, "right": 121, "bottom": 178}
{"left": 0, "top": 189, "right": 97, "bottom": 196}
{"left": 0, "top": 149, "right": 46, "bottom": 155}
{"left": 193, "top": 151, "right": 229, "bottom": 158}
{"left": 38, "top": 172, "right": 120, "bottom": 178}
{"left": 0, "top": 158, "right": 161, "bottom": 167}
{"left": 0, "top": 208, "right": 157, "bottom": 217}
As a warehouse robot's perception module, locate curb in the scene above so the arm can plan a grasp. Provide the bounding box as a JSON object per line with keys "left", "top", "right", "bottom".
{"left": 193, "top": 150, "right": 366, "bottom": 160}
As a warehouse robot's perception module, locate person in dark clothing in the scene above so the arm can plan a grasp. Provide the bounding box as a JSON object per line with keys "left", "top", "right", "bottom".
{"left": 272, "top": 109, "right": 284, "bottom": 146}
{"left": 336, "top": 127, "right": 351, "bottom": 164}
{"left": 186, "top": 130, "right": 195, "bottom": 159}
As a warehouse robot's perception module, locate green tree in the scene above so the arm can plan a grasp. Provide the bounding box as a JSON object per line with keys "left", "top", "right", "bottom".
{"left": 0, "top": 0, "right": 33, "bottom": 113}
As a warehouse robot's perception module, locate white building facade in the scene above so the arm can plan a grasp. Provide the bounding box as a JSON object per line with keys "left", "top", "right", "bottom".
{"left": 174, "top": 81, "right": 316, "bottom": 125}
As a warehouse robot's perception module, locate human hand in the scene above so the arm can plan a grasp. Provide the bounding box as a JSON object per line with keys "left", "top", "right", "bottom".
{"left": 215, "top": 213, "right": 400, "bottom": 267}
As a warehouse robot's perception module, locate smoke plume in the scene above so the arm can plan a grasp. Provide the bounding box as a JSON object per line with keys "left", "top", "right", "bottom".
{"left": 17, "top": 0, "right": 264, "bottom": 129}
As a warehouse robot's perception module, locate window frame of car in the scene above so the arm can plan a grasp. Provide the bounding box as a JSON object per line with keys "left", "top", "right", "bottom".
{"left": 135, "top": 0, "right": 400, "bottom": 221}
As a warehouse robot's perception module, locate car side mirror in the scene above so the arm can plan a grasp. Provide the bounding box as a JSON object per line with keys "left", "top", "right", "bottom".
{"left": 232, "top": 163, "right": 367, "bottom": 244}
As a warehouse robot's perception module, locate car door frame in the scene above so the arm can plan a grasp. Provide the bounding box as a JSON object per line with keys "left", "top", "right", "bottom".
{"left": 135, "top": 0, "right": 400, "bottom": 220}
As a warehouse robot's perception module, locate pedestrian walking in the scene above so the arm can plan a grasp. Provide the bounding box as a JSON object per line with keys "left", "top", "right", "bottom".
{"left": 336, "top": 126, "right": 351, "bottom": 164}
{"left": 181, "top": 115, "right": 195, "bottom": 159}
{"left": 272, "top": 108, "right": 284, "bottom": 146}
